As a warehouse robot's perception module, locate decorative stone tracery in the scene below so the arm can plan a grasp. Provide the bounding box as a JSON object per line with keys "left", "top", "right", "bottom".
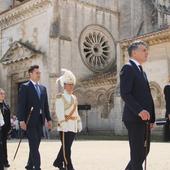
{"left": 79, "top": 25, "right": 116, "bottom": 73}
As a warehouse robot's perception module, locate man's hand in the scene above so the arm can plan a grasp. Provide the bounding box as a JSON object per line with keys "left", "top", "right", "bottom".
{"left": 47, "top": 121, "right": 52, "bottom": 130}
{"left": 65, "top": 115, "right": 70, "bottom": 121}
{"left": 139, "top": 110, "right": 150, "bottom": 121}
{"left": 20, "top": 121, "right": 27, "bottom": 131}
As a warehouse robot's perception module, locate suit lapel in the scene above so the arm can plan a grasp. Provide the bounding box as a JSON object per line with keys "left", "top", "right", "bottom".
{"left": 129, "top": 60, "right": 141, "bottom": 74}
{"left": 129, "top": 60, "right": 150, "bottom": 90}
{"left": 129, "top": 60, "right": 147, "bottom": 81}
{"left": 29, "top": 81, "right": 40, "bottom": 101}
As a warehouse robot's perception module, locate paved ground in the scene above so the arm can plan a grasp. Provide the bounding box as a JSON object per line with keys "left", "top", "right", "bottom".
{"left": 5, "top": 139, "right": 170, "bottom": 170}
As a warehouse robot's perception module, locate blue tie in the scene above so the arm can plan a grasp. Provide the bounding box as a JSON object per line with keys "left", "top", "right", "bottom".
{"left": 35, "top": 84, "right": 41, "bottom": 99}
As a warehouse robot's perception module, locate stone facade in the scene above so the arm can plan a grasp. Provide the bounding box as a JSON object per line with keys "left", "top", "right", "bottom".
{"left": 0, "top": 0, "right": 170, "bottom": 135}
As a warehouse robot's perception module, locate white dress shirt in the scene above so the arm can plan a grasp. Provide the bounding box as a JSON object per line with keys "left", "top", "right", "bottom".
{"left": 30, "top": 80, "right": 42, "bottom": 114}
{"left": 30, "top": 80, "right": 40, "bottom": 92}
{"left": 130, "top": 58, "right": 141, "bottom": 71}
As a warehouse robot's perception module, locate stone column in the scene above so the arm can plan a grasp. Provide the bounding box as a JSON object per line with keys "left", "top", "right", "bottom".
{"left": 113, "top": 43, "right": 127, "bottom": 135}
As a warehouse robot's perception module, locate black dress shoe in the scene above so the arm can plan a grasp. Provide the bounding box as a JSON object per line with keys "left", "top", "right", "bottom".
{"left": 67, "top": 167, "right": 75, "bottom": 170}
{"left": 25, "top": 165, "right": 34, "bottom": 170}
{"left": 4, "top": 163, "right": 10, "bottom": 168}
{"left": 53, "top": 162, "right": 65, "bottom": 169}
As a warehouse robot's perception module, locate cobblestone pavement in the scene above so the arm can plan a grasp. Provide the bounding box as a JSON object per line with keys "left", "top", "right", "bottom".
{"left": 5, "top": 140, "right": 170, "bottom": 170}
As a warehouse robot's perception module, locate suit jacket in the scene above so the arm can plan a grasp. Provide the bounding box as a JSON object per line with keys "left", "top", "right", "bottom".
{"left": 120, "top": 60, "right": 155, "bottom": 123}
{"left": 164, "top": 85, "right": 170, "bottom": 117}
{"left": 0, "top": 102, "right": 11, "bottom": 134}
{"left": 17, "top": 81, "right": 51, "bottom": 127}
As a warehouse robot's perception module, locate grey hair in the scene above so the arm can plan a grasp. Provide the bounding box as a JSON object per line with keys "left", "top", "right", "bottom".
{"left": 128, "top": 40, "right": 148, "bottom": 57}
{"left": 0, "top": 88, "right": 5, "bottom": 92}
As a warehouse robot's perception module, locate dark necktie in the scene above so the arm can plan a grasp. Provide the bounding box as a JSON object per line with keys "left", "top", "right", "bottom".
{"left": 35, "top": 84, "right": 41, "bottom": 99}
{"left": 139, "top": 65, "right": 147, "bottom": 80}
{"left": 139, "top": 65, "right": 143, "bottom": 73}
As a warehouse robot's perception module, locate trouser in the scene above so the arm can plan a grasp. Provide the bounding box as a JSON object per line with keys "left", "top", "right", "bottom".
{"left": 54, "top": 131, "right": 76, "bottom": 170}
{"left": 1, "top": 131, "right": 8, "bottom": 165}
{"left": 0, "top": 129, "right": 4, "bottom": 170}
{"left": 164, "top": 119, "right": 170, "bottom": 141}
{"left": 124, "top": 122, "right": 150, "bottom": 170}
{"left": 26, "top": 123, "right": 42, "bottom": 170}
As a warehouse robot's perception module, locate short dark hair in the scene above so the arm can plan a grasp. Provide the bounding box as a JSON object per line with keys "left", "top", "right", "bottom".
{"left": 28, "top": 65, "right": 39, "bottom": 73}
{"left": 128, "top": 40, "right": 148, "bottom": 57}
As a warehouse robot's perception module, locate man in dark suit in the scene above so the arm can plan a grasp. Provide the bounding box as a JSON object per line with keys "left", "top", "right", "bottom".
{"left": 120, "top": 40, "right": 155, "bottom": 170}
{"left": 18, "top": 65, "right": 52, "bottom": 170}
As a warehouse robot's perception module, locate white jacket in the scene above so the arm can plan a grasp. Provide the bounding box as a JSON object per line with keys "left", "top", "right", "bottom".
{"left": 55, "top": 91, "right": 82, "bottom": 133}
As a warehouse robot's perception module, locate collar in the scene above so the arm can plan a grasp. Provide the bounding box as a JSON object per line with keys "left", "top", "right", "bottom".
{"left": 130, "top": 58, "right": 140, "bottom": 67}
{"left": 30, "top": 80, "right": 39, "bottom": 86}
{"left": 64, "top": 90, "right": 71, "bottom": 97}
{"left": 64, "top": 90, "right": 72, "bottom": 102}
{"left": 130, "top": 58, "right": 142, "bottom": 71}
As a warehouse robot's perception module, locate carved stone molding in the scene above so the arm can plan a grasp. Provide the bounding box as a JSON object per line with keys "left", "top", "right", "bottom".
{"left": 61, "top": 0, "right": 119, "bottom": 15}
{"left": 79, "top": 72, "right": 117, "bottom": 88}
{"left": 0, "top": 41, "right": 42, "bottom": 65}
{"left": 120, "top": 27, "right": 170, "bottom": 49}
{"left": 0, "top": 0, "right": 52, "bottom": 29}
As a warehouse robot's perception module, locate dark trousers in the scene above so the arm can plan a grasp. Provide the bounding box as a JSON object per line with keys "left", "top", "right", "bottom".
{"left": 54, "top": 131, "right": 76, "bottom": 170}
{"left": 164, "top": 119, "right": 170, "bottom": 141}
{"left": 1, "top": 132, "right": 8, "bottom": 165}
{"left": 124, "top": 122, "right": 150, "bottom": 170}
{"left": 26, "top": 123, "right": 42, "bottom": 170}
{"left": 0, "top": 130, "right": 4, "bottom": 170}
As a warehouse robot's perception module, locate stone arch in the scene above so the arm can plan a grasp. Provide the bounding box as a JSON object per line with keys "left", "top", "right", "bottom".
{"left": 149, "top": 81, "right": 163, "bottom": 111}
{"left": 95, "top": 88, "right": 112, "bottom": 119}
{"left": 73, "top": 88, "right": 85, "bottom": 105}
{"left": 106, "top": 87, "right": 115, "bottom": 107}
{"left": 95, "top": 88, "right": 107, "bottom": 103}
{"left": 84, "top": 90, "right": 96, "bottom": 106}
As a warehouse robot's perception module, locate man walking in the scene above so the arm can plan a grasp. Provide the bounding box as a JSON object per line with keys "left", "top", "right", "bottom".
{"left": 18, "top": 65, "right": 52, "bottom": 170}
{"left": 120, "top": 40, "right": 155, "bottom": 170}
